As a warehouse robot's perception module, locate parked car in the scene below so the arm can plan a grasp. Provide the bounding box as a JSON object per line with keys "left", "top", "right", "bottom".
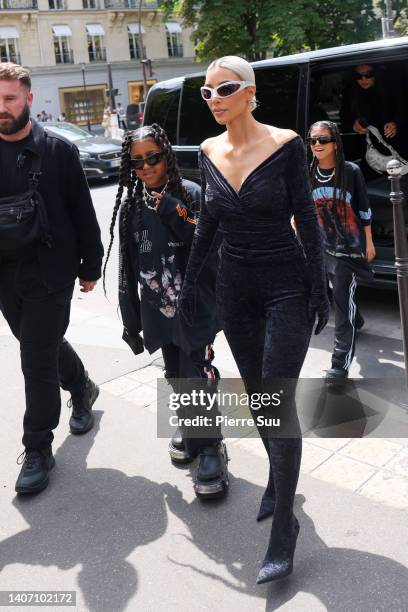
{"left": 42, "top": 122, "right": 122, "bottom": 181}
{"left": 126, "top": 102, "right": 145, "bottom": 130}
{"left": 144, "top": 36, "right": 408, "bottom": 289}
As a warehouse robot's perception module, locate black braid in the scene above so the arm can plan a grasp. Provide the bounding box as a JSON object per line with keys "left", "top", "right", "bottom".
{"left": 307, "top": 120, "right": 347, "bottom": 239}
{"left": 103, "top": 130, "right": 134, "bottom": 295}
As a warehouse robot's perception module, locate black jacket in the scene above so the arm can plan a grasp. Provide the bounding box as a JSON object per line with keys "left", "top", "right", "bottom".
{"left": 118, "top": 179, "right": 220, "bottom": 356}
{"left": 0, "top": 120, "right": 104, "bottom": 290}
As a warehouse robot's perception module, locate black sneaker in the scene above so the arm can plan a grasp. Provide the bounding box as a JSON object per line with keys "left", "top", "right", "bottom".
{"left": 325, "top": 367, "right": 349, "bottom": 388}
{"left": 15, "top": 449, "right": 55, "bottom": 494}
{"left": 194, "top": 442, "right": 229, "bottom": 499}
{"left": 168, "top": 427, "right": 198, "bottom": 464}
{"left": 68, "top": 374, "right": 99, "bottom": 435}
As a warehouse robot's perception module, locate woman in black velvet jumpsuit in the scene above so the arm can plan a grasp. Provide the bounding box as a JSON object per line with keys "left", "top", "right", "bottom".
{"left": 179, "top": 56, "right": 329, "bottom": 584}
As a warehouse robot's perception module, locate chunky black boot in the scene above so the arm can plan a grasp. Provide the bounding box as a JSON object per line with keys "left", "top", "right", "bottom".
{"left": 68, "top": 374, "right": 99, "bottom": 435}
{"left": 168, "top": 426, "right": 198, "bottom": 464}
{"left": 15, "top": 449, "right": 55, "bottom": 494}
{"left": 194, "top": 442, "right": 229, "bottom": 499}
{"left": 325, "top": 367, "right": 348, "bottom": 388}
{"left": 256, "top": 515, "right": 300, "bottom": 584}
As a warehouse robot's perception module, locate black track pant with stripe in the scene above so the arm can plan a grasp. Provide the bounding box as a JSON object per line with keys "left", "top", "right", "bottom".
{"left": 327, "top": 258, "right": 364, "bottom": 371}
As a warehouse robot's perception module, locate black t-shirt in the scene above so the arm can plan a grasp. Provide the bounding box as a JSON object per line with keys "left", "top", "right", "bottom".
{"left": 311, "top": 161, "right": 372, "bottom": 259}
{"left": 0, "top": 132, "right": 34, "bottom": 197}
{"left": 0, "top": 132, "right": 37, "bottom": 262}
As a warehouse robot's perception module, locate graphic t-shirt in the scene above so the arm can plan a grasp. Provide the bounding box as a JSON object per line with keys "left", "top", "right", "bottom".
{"left": 311, "top": 161, "right": 372, "bottom": 260}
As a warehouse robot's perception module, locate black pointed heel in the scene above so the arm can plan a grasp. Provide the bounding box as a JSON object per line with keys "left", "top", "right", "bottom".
{"left": 257, "top": 491, "right": 276, "bottom": 522}
{"left": 256, "top": 516, "right": 300, "bottom": 584}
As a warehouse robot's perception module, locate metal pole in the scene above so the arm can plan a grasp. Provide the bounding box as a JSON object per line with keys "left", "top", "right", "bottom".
{"left": 387, "top": 159, "right": 408, "bottom": 387}
{"left": 107, "top": 62, "right": 116, "bottom": 111}
{"left": 383, "top": 0, "right": 396, "bottom": 38}
{"left": 138, "top": 0, "right": 148, "bottom": 101}
{"left": 81, "top": 63, "right": 91, "bottom": 133}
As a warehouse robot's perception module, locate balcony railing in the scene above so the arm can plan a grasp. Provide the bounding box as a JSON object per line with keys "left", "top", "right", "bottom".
{"left": 88, "top": 48, "right": 107, "bottom": 62}
{"left": 168, "top": 44, "right": 183, "bottom": 58}
{"left": 0, "top": 52, "right": 21, "bottom": 63}
{"left": 55, "top": 49, "right": 74, "bottom": 64}
{"left": 0, "top": 0, "right": 37, "bottom": 9}
{"left": 104, "top": 0, "right": 158, "bottom": 9}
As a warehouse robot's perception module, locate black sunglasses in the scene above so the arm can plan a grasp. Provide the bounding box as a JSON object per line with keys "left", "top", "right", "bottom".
{"left": 355, "top": 70, "right": 375, "bottom": 80}
{"left": 307, "top": 136, "right": 336, "bottom": 145}
{"left": 130, "top": 152, "right": 164, "bottom": 169}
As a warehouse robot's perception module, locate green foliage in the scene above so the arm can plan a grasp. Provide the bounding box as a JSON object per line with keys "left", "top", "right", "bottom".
{"left": 157, "top": 0, "right": 383, "bottom": 62}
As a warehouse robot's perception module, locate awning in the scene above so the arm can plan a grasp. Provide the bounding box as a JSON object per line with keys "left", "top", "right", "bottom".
{"left": 165, "top": 22, "right": 182, "bottom": 33}
{"left": 86, "top": 24, "right": 105, "bottom": 37}
{"left": 0, "top": 26, "right": 19, "bottom": 39}
{"left": 52, "top": 25, "right": 72, "bottom": 37}
{"left": 128, "top": 22, "right": 145, "bottom": 35}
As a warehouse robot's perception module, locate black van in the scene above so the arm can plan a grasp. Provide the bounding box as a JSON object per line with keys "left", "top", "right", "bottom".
{"left": 144, "top": 36, "right": 408, "bottom": 288}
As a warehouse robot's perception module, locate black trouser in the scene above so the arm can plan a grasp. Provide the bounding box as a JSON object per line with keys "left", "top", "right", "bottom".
{"left": 161, "top": 342, "right": 222, "bottom": 454}
{"left": 0, "top": 258, "right": 86, "bottom": 451}
{"left": 217, "top": 252, "right": 313, "bottom": 535}
{"left": 326, "top": 257, "right": 362, "bottom": 371}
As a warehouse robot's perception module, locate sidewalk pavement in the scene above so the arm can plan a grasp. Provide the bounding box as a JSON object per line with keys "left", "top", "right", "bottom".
{"left": 0, "top": 298, "right": 407, "bottom": 612}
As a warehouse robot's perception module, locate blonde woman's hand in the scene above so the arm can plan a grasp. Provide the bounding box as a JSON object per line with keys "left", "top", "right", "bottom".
{"left": 366, "top": 241, "right": 376, "bottom": 262}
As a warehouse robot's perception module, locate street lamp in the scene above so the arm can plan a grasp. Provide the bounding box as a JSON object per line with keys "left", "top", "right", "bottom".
{"left": 138, "top": 0, "right": 149, "bottom": 102}
{"left": 80, "top": 62, "right": 92, "bottom": 133}
{"left": 387, "top": 159, "right": 408, "bottom": 387}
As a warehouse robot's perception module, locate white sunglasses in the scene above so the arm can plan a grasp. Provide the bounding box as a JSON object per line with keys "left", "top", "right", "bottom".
{"left": 200, "top": 80, "right": 254, "bottom": 101}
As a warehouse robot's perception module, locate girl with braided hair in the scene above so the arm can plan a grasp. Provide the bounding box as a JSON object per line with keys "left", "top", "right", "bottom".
{"left": 104, "top": 124, "right": 228, "bottom": 499}
{"left": 307, "top": 120, "right": 376, "bottom": 384}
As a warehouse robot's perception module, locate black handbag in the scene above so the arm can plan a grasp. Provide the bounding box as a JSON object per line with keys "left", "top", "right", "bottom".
{"left": 0, "top": 148, "right": 52, "bottom": 250}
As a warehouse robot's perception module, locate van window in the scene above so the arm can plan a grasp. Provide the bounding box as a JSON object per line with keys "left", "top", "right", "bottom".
{"left": 179, "top": 76, "right": 224, "bottom": 146}
{"left": 253, "top": 66, "right": 300, "bottom": 131}
{"left": 179, "top": 67, "right": 300, "bottom": 146}
{"left": 143, "top": 86, "right": 180, "bottom": 144}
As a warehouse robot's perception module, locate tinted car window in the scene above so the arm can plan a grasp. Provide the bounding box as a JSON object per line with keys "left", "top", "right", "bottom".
{"left": 178, "top": 68, "right": 300, "bottom": 146}
{"left": 143, "top": 86, "right": 180, "bottom": 144}
{"left": 179, "top": 76, "right": 224, "bottom": 146}
{"left": 252, "top": 66, "right": 300, "bottom": 130}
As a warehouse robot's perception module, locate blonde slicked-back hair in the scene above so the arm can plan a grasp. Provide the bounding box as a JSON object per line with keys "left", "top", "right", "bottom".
{"left": 0, "top": 62, "right": 31, "bottom": 90}
{"left": 207, "top": 55, "right": 258, "bottom": 111}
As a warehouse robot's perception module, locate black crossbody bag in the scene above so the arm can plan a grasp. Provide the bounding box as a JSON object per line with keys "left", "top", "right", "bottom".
{"left": 0, "top": 145, "right": 52, "bottom": 250}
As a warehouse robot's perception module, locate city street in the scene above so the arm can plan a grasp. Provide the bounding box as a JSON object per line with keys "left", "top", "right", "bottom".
{"left": 0, "top": 179, "right": 407, "bottom": 612}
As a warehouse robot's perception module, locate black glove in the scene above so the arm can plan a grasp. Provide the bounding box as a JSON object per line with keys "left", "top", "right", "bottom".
{"left": 308, "top": 293, "right": 330, "bottom": 335}
{"left": 178, "top": 282, "right": 196, "bottom": 327}
{"left": 122, "top": 328, "right": 144, "bottom": 354}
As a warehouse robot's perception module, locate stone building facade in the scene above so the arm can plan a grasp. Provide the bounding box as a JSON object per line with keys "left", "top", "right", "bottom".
{"left": 0, "top": 0, "right": 199, "bottom": 124}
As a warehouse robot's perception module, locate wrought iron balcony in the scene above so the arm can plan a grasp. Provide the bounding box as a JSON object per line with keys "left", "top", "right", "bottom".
{"left": 104, "top": 0, "right": 158, "bottom": 9}
{"left": 82, "top": 0, "right": 102, "bottom": 8}
{"left": 0, "top": 52, "right": 21, "bottom": 63}
{"left": 0, "top": 0, "right": 38, "bottom": 9}
{"left": 55, "top": 49, "right": 74, "bottom": 64}
{"left": 88, "top": 48, "right": 107, "bottom": 62}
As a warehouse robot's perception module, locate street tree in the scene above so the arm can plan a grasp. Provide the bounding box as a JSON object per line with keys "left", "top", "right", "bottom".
{"left": 158, "top": 0, "right": 380, "bottom": 61}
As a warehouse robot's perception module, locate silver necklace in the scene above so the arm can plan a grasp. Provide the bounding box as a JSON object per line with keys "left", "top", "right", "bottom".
{"left": 142, "top": 181, "right": 169, "bottom": 211}
{"left": 316, "top": 166, "right": 335, "bottom": 183}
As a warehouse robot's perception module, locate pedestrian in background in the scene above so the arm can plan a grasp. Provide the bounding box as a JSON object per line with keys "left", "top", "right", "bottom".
{"left": 308, "top": 120, "right": 376, "bottom": 385}
{"left": 0, "top": 63, "right": 104, "bottom": 494}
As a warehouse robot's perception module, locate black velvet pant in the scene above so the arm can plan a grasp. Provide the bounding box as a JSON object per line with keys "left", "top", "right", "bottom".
{"left": 162, "top": 342, "right": 222, "bottom": 454}
{"left": 217, "top": 252, "right": 313, "bottom": 533}
{"left": 0, "top": 257, "right": 86, "bottom": 451}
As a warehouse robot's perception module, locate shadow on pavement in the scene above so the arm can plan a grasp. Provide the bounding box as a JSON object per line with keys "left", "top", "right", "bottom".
{"left": 163, "top": 476, "right": 408, "bottom": 611}
{"left": 0, "top": 411, "right": 167, "bottom": 612}
{"left": 1, "top": 411, "right": 407, "bottom": 611}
